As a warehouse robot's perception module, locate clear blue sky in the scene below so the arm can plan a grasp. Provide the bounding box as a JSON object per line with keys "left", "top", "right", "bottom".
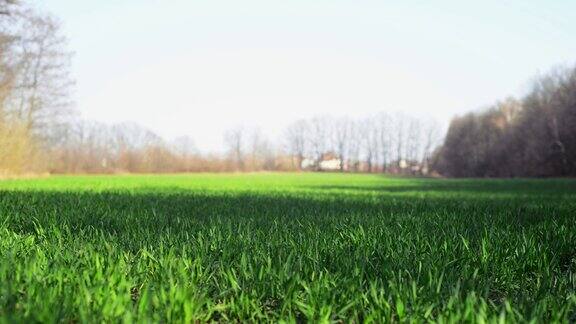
{"left": 38, "top": 0, "right": 576, "bottom": 152}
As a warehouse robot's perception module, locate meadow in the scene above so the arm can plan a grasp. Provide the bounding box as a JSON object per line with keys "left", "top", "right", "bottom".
{"left": 0, "top": 173, "right": 575, "bottom": 322}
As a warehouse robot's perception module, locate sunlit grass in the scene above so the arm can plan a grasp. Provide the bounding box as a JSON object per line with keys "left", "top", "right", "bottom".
{"left": 0, "top": 173, "right": 575, "bottom": 322}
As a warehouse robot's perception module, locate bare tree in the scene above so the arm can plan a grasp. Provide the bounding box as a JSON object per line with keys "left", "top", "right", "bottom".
{"left": 392, "top": 115, "right": 401, "bottom": 168}
{"left": 247, "top": 127, "right": 265, "bottom": 171}
{"left": 285, "top": 119, "right": 308, "bottom": 170}
{"left": 10, "top": 10, "right": 73, "bottom": 136}
{"left": 0, "top": 2, "right": 75, "bottom": 174}
{"left": 308, "top": 116, "right": 329, "bottom": 170}
{"left": 332, "top": 117, "right": 350, "bottom": 172}
{"left": 346, "top": 119, "right": 361, "bottom": 172}
{"left": 421, "top": 119, "right": 441, "bottom": 174}
{"left": 0, "top": 1, "right": 18, "bottom": 118}
{"left": 377, "top": 112, "right": 391, "bottom": 172}
{"left": 360, "top": 117, "right": 378, "bottom": 173}
{"left": 224, "top": 127, "right": 245, "bottom": 171}
{"left": 392, "top": 112, "right": 406, "bottom": 170}
{"left": 405, "top": 117, "right": 421, "bottom": 174}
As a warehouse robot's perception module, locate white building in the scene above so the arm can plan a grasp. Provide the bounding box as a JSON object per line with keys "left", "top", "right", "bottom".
{"left": 301, "top": 152, "right": 342, "bottom": 171}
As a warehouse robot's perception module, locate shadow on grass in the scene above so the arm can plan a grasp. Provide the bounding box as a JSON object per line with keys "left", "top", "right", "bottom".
{"left": 1, "top": 184, "right": 571, "bottom": 243}
{"left": 307, "top": 178, "right": 576, "bottom": 197}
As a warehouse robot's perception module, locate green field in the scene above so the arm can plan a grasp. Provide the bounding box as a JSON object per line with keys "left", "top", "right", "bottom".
{"left": 0, "top": 173, "right": 575, "bottom": 322}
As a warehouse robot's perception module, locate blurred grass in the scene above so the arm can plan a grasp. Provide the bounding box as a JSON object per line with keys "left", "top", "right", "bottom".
{"left": 0, "top": 173, "right": 575, "bottom": 322}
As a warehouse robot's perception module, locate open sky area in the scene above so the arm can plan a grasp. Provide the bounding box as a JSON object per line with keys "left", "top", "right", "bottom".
{"left": 38, "top": 0, "right": 576, "bottom": 152}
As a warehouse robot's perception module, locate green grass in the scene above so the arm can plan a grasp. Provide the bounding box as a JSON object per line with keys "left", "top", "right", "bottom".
{"left": 0, "top": 173, "right": 575, "bottom": 322}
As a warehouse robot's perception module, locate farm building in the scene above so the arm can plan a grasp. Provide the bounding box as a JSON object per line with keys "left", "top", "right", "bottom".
{"left": 301, "top": 152, "right": 342, "bottom": 171}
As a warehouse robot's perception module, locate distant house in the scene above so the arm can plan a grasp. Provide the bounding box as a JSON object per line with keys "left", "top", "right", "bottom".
{"left": 301, "top": 152, "right": 342, "bottom": 171}
{"left": 319, "top": 153, "right": 342, "bottom": 171}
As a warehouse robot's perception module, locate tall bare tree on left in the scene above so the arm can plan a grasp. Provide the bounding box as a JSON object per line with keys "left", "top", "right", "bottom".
{"left": 10, "top": 7, "right": 74, "bottom": 135}
{"left": 0, "top": 1, "right": 74, "bottom": 174}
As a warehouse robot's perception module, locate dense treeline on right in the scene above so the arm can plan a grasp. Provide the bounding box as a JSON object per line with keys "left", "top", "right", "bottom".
{"left": 433, "top": 65, "right": 576, "bottom": 177}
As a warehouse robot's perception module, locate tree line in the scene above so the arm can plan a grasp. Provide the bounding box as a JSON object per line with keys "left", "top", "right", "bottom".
{"left": 223, "top": 114, "right": 442, "bottom": 173}
{"left": 2, "top": 0, "right": 574, "bottom": 177}
{"left": 433, "top": 65, "right": 576, "bottom": 177}
{"left": 1, "top": 1, "right": 444, "bottom": 175}
{"left": 51, "top": 113, "right": 441, "bottom": 174}
{"left": 280, "top": 114, "right": 441, "bottom": 173}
